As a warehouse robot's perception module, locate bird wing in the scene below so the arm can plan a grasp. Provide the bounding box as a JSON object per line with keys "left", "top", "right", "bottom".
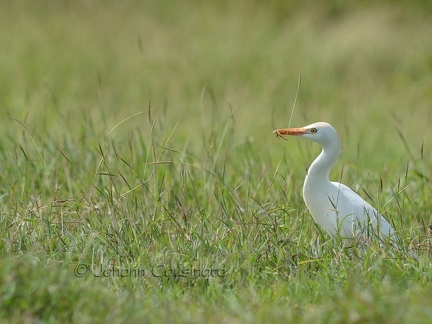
{"left": 330, "top": 182, "right": 396, "bottom": 238}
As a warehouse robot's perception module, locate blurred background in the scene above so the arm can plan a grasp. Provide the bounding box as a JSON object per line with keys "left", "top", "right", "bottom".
{"left": 0, "top": 0, "right": 431, "bottom": 169}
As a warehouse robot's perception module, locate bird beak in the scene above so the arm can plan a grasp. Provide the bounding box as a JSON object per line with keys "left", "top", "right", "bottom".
{"left": 273, "top": 127, "right": 308, "bottom": 140}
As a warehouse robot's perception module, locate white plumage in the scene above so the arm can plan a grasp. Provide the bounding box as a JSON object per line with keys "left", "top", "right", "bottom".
{"left": 273, "top": 122, "right": 396, "bottom": 241}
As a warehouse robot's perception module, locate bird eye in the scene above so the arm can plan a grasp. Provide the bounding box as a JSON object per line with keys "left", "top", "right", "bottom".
{"left": 310, "top": 128, "right": 317, "bottom": 133}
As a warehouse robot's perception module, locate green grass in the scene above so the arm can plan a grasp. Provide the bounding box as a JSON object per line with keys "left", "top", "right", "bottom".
{"left": 1, "top": 0, "right": 432, "bottom": 323}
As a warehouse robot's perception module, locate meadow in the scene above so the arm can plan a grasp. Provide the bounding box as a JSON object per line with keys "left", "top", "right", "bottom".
{"left": 1, "top": 1, "right": 432, "bottom": 322}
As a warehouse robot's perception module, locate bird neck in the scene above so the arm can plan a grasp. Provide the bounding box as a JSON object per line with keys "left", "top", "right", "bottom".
{"left": 306, "top": 139, "right": 341, "bottom": 183}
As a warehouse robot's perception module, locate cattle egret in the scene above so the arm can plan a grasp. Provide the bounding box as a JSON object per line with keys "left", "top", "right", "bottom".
{"left": 273, "top": 122, "right": 397, "bottom": 242}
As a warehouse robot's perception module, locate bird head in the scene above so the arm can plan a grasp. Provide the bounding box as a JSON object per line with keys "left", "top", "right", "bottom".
{"left": 273, "top": 122, "right": 340, "bottom": 147}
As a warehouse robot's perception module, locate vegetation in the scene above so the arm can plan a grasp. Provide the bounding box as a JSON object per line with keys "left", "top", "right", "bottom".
{"left": 0, "top": 1, "right": 431, "bottom": 322}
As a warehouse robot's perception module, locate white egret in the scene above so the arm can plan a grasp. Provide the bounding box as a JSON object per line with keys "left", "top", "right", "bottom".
{"left": 273, "top": 122, "right": 397, "bottom": 242}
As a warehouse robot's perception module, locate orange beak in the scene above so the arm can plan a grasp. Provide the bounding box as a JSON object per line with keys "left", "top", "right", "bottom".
{"left": 273, "top": 127, "right": 308, "bottom": 140}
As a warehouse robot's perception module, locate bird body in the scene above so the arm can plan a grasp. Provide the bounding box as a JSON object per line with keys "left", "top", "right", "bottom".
{"left": 273, "top": 122, "right": 396, "bottom": 240}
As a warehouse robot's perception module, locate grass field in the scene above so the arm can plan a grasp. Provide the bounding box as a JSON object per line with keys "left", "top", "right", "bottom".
{"left": 1, "top": 1, "right": 432, "bottom": 322}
